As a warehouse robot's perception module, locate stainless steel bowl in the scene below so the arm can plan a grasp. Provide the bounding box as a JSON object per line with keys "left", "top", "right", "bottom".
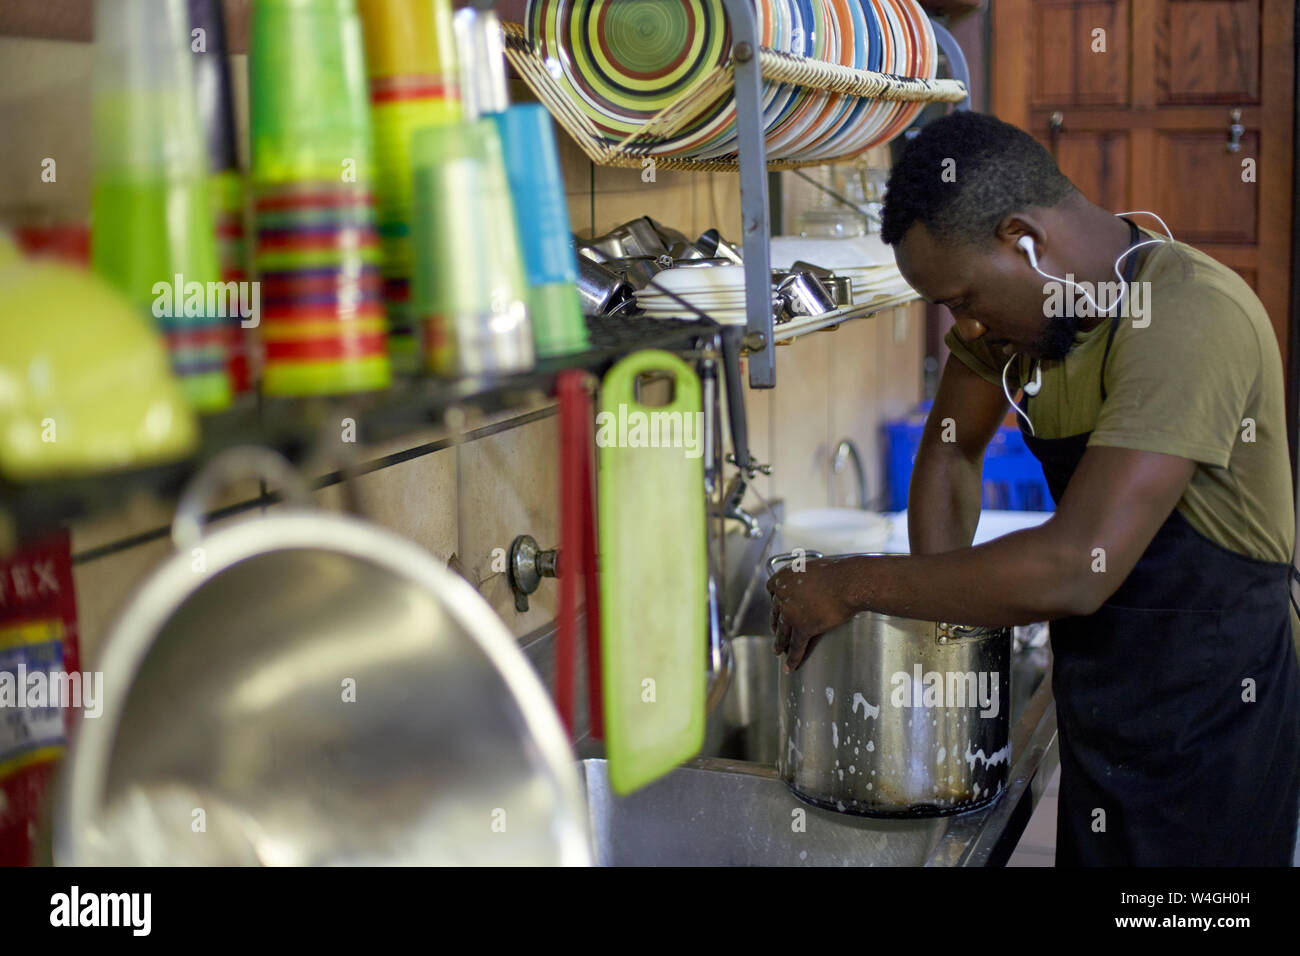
{"left": 56, "top": 477, "right": 591, "bottom": 865}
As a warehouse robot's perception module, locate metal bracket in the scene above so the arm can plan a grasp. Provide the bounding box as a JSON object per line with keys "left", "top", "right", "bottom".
{"left": 726, "top": 452, "right": 771, "bottom": 480}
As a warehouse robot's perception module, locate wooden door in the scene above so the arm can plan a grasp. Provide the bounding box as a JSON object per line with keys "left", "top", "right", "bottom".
{"left": 992, "top": 0, "right": 1294, "bottom": 366}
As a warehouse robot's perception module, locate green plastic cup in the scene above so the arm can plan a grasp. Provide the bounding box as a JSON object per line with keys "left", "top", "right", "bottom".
{"left": 250, "top": 0, "right": 375, "bottom": 186}
{"left": 91, "top": 0, "right": 230, "bottom": 412}
{"left": 410, "top": 120, "right": 534, "bottom": 377}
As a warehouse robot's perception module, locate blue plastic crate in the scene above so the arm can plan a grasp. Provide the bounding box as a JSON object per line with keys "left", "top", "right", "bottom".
{"left": 882, "top": 404, "right": 1054, "bottom": 512}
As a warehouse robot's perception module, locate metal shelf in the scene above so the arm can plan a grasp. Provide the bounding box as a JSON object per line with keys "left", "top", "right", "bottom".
{"left": 0, "top": 314, "right": 720, "bottom": 547}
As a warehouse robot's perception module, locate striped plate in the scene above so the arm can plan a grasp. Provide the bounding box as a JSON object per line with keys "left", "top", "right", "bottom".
{"left": 526, "top": 0, "right": 732, "bottom": 143}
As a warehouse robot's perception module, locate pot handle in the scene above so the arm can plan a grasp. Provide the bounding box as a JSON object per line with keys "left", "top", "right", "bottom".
{"left": 936, "top": 623, "right": 1001, "bottom": 645}
{"left": 765, "top": 549, "right": 825, "bottom": 576}
{"left": 172, "top": 446, "right": 315, "bottom": 551}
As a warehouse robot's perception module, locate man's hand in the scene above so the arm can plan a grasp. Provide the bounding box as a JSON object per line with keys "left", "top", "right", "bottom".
{"left": 767, "top": 559, "right": 859, "bottom": 671}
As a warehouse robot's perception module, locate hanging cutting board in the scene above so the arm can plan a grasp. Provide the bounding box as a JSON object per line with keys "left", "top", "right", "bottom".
{"left": 597, "top": 349, "right": 707, "bottom": 795}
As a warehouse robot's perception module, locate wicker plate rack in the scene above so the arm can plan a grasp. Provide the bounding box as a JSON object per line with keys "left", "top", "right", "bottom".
{"left": 500, "top": 20, "right": 969, "bottom": 171}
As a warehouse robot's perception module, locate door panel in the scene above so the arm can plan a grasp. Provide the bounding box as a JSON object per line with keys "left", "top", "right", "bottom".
{"left": 1030, "top": 0, "right": 1130, "bottom": 107}
{"left": 1054, "top": 132, "right": 1130, "bottom": 210}
{"left": 1153, "top": 130, "right": 1260, "bottom": 244}
{"left": 1157, "top": 0, "right": 1261, "bottom": 104}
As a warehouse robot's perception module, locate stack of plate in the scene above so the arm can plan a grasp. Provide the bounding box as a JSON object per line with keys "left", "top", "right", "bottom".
{"left": 633, "top": 264, "right": 776, "bottom": 324}
{"left": 525, "top": 0, "right": 938, "bottom": 161}
{"left": 771, "top": 233, "right": 913, "bottom": 300}
{"left": 839, "top": 265, "right": 911, "bottom": 300}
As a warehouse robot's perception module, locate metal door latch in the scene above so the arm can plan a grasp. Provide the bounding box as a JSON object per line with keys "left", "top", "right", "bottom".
{"left": 1227, "top": 109, "right": 1244, "bottom": 153}
{"left": 1048, "top": 111, "right": 1064, "bottom": 157}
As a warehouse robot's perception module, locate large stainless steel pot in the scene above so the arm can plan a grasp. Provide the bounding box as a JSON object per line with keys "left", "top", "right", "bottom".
{"left": 769, "top": 552, "right": 1011, "bottom": 817}
{"left": 55, "top": 448, "right": 592, "bottom": 865}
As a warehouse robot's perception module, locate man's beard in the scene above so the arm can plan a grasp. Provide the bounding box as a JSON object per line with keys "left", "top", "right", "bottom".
{"left": 1030, "top": 312, "right": 1081, "bottom": 361}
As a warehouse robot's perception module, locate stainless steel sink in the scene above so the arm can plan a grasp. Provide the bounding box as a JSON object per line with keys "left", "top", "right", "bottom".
{"left": 580, "top": 756, "right": 953, "bottom": 865}
{"left": 578, "top": 637, "right": 1058, "bottom": 866}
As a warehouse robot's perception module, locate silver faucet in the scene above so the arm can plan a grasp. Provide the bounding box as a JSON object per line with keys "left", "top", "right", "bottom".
{"left": 832, "top": 438, "right": 869, "bottom": 510}
{"left": 712, "top": 471, "right": 762, "bottom": 538}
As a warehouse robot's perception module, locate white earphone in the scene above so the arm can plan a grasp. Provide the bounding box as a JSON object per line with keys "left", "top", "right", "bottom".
{"left": 1015, "top": 211, "right": 1173, "bottom": 317}
{"left": 1022, "top": 360, "right": 1042, "bottom": 395}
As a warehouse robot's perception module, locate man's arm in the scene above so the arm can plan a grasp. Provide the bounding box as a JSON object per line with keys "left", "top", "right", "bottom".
{"left": 770, "top": 444, "right": 1197, "bottom": 669}
{"left": 908, "top": 354, "right": 1009, "bottom": 554}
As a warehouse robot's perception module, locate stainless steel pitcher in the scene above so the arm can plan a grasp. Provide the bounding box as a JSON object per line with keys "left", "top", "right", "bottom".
{"left": 769, "top": 552, "right": 1012, "bottom": 817}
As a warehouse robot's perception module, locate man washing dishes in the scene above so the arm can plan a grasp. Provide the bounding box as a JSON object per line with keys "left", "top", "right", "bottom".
{"left": 767, "top": 111, "right": 1300, "bottom": 866}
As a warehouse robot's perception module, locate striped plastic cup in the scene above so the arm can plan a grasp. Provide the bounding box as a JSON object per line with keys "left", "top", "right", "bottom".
{"left": 250, "top": 0, "right": 390, "bottom": 396}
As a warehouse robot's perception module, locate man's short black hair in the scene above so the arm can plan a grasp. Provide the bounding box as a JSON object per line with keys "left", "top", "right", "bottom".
{"left": 880, "top": 111, "right": 1077, "bottom": 247}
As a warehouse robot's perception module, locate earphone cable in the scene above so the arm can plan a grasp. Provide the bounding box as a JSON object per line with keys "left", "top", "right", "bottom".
{"left": 1002, "top": 353, "right": 1034, "bottom": 437}
{"left": 1025, "top": 211, "right": 1174, "bottom": 317}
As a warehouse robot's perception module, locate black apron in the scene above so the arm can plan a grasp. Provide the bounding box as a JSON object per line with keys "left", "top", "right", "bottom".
{"left": 1016, "top": 219, "right": 1300, "bottom": 865}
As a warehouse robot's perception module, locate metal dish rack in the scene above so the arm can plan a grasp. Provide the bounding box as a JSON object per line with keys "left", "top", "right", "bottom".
{"left": 502, "top": 1, "right": 969, "bottom": 413}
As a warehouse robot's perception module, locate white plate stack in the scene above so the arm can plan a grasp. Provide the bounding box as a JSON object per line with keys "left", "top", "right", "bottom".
{"left": 634, "top": 265, "right": 778, "bottom": 325}
{"left": 769, "top": 234, "right": 915, "bottom": 303}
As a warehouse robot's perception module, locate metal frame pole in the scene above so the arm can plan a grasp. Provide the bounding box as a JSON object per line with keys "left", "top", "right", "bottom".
{"left": 720, "top": 0, "right": 775, "bottom": 391}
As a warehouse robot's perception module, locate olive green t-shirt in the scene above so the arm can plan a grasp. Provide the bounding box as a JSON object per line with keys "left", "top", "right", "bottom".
{"left": 945, "top": 226, "right": 1296, "bottom": 570}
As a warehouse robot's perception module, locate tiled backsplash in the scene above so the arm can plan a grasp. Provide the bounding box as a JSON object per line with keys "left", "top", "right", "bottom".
{"left": 1, "top": 34, "right": 925, "bottom": 692}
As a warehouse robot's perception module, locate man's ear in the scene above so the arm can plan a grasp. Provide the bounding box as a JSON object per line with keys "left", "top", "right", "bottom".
{"left": 996, "top": 214, "right": 1043, "bottom": 255}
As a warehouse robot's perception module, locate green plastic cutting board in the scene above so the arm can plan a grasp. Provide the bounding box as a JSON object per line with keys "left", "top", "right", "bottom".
{"left": 597, "top": 350, "right": 707, "bottom": 795}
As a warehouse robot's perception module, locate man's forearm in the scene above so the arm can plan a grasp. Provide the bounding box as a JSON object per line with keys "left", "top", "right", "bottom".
{"left": 829, "top": 522, "right": 1097, "bottom": 626}
{"left": 907, "top": 445, "right": 983, "bottom": 554}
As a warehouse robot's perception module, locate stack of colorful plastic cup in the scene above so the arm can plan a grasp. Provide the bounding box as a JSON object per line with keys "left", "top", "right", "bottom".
{"left": 357, "top": 0, "right": 461, "bottom": 375}
{"left": 188, "top": 0, "right": 253, "bottom": 394}
{"left": 249, "top": 0, "right": 390, "bottom": 397}
{"left": 494, "top": 105, "right": 590, "bottom": 358}
{"left": 91, "top": 0, "right": 231, "bottom": 413}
